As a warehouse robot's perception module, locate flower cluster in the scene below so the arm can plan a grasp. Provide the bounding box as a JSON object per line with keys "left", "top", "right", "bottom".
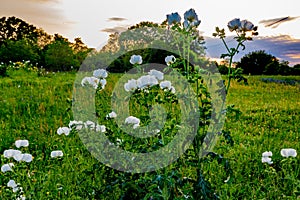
{"left": 167, "top": 8, "right": 201, "bottom": 29}
{"left": 81, "top": 69, "right": 108, "bottom": 90}
{"left": 3, "top": 140, "right": 32, "bottom": 163}
{"left": 227, "top": 18, "right": 258, "bottom": 35}
{"left": 1, "top": 140, "right": 33, "bottom": 199}
{"left": 57, "top": 120, "right": 106, "bottom": 134}
{"left": 124, "top": 55, "right": 176, "bottom": 93}
{"left": 262, "top": 148, "right": 297, "bottom": 164}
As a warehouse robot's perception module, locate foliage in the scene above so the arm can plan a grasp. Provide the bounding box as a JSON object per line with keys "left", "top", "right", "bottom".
{"left": 0, "top": 16, "right": 38, "bottom": 46}
{"left": 0, "top": 38, "right": 40, "bottom": 64}
{"left": 0, "top": 17, "right": 92, "bottom": 72}
{"left": 236, "top": 50, "right": 299, "bottom": 75}
{"left": 0, "top": 63, "right": 7, "bottom": 77}
{"left": 0, "top": 70, "right": 299, "bottom": 199}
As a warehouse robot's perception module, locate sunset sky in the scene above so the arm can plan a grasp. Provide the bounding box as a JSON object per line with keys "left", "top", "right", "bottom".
{"left": 1, "top": 0, "right": 300, "bottom": 65}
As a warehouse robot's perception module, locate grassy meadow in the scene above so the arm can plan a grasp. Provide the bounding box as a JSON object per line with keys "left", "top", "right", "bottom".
{"left": 0, "top": 68, "right": 299, "bottom": 199}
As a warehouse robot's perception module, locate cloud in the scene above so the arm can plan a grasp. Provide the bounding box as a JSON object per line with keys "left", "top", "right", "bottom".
{"left": 259, "top": 16, "right": 300, "bottom": 28}
{"left": 0, "top": 0, "right": 73, "bottom": 34}
{"left": 27, "top": 0, "right": 60, "bottom": 3}
{"left": 107, "top": 17, "right": 127, "bottom": 22}
{"left": 101, "top": 25, "right": 129, "bottom": 33}
{"left": 205, "top": 35, "right": 300, "bottom": 66}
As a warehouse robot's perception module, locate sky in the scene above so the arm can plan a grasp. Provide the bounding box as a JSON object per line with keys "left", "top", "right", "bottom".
{"left": 1, "top": 0, "right": 300, "bottom": 65}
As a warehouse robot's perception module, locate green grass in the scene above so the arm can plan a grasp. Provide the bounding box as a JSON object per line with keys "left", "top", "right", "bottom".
{"left": 0, "top": 69, "right": 299, "bottom": 199}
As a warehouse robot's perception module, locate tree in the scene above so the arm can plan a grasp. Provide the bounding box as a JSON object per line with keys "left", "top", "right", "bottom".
{"left": 0, "top": 38, "right": 40, "bottom": 63}
{"left": 0, "top": 16, "right": 38, "bottom": 46}
{"left": 236, "top": 50, "right": 279, "bottom": 75}
{"left": 44, "top": 39, "right": 78, "bottom": 71}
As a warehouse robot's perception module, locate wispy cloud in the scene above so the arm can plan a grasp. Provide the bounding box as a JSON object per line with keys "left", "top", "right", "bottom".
{"left": 205, "top": 35, "right": 300, "bottom": 66}
{"left": 107, "top": 17, "right": 127, "bottom": 22}
{"left": 259, "top": 16, "right": 300, "bottom": 28}
{"left": 0, "top": 0, "right": 73, "bottom": 33}
{"left": 101, "top": 25, "right": 129, "bottom": 33}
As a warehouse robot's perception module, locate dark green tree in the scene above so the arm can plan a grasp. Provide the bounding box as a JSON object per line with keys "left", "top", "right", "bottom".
{"left": 0, "top": 38, "right": 40, "bottom": 63}
{"left": 236, "top": 50, "right": 279, "bottom": 75}
{"left": 44, "top": 38, "right": 78, "bottom": 71}
{"left": 0, "top": 16, "right": 38, "bottom": 46}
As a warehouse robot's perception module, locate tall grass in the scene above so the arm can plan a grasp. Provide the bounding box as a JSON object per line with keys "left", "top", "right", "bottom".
{"left": 0, "top": 70, "right": 299, "bottom": 199}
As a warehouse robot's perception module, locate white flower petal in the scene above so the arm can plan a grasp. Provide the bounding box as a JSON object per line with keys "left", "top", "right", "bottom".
{"left": 96, "top": 124, "right": 106, "bottom": 132}
{"left": 51, "top": 150, "right": 63, "bottom": 158}
{"left": 281, "top": 148, "right": 297, "bottom": 158}
{"left": 1, "top": 163, "right": 14, "bottom": 173}
{"left": 4, "top": 149, "right": 22, "bottom": 158}
{"left": 84, "top": 121, "right": 95, "bottom": 129}
{"left": 57, "top": 127, "right": 71, "bottom": 136}
{"left": 22, "top": 153, "right": 33, "bottom": 162}
{"left": 124, "top": 79, "right": 137, "bottom": 92}
{"left": 129, "top": 55, "right": 142, "bottom": 65}
{"left": 137, "top": 75, "right": 158, "bottom": 89}
{"left": 15, "top": 140, "right": 29, "bottom": 148}
{"left": 165, "top": 55, "right": 176, "bottom": 66}
{"left": 7, "top": 179, "right": 18, "bottom": 189}
{"left": 106, "top": 111, "right": 117, "bottom": 118}
{"left": 262, "top": 151, "right": 272, "bottom": 157}
{"left": 93, "top": 69, "right": 108, "bottom": 79}
{"left": 148, "top": 69, "right": 164, "bottom": 80}
{"left": 262, "top": 157, "right": 273, "bottom": 164}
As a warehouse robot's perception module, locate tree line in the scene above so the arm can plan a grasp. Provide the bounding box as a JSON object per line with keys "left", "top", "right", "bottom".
{"left": 0, "top": 16, "right": 299, "bottom": 76}
{"left": 217, "top": 50, "right": 300, "bottom": 75}
{"left": 0, "top": 16, "right": 92, "bottom": 72}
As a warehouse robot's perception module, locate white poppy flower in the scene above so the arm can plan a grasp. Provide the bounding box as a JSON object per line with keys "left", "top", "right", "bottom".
{"left": 227, "top": 18, "right": 241, "bottom": 32}
{"left": 84, "top": 120, "right": 95, "bottom": 129}
{"left": 100, "top": 79, "right": 107, "bottom": 89}
{"left": 262, "top": 151, "right": 272, "bottom": 157}
{"left": 96, "top": 124, "right": 106, "bottom": 132}
{"left": 137, "top": 75, "right": 158, "bottom": 89}
{"left": 4, "top": 149, "right": 22, "bottom": 158}
{"left": 81, "top": 77, "right": 100, "bottom": 89}
{"left": 125, "top": 116, "right": 140, "bottom": 129}
{"left": 160, "top": 80, "right": 172, "bottom": 90}
{"left": 69, "top": 120, "right": 83, "bottom": 130}
{"left": 280, "top": 148, "right": 297, "bottom": 158}
{"left": 7, "top": 179, "right": 18, "bottom": 189}
{"left": 262, "top": 156, "right": 273, "bottom": 164}
{"left": 106, "top": 111, "right": 117, "bottom": 118}
{"left": 13, "top": 153, "right": 23, "bottom": 162}
{"left": 184, "top": 8, "right": 199, "bottom": 22}
{"left": 166, "top": 12, "right": 181, "bottom": 25}
{"left": 239, "top": 20, "right": 255, "bottom": 32}
{"left": 51, "top": 150, "right": 63, "bottom": 158}
{"left": 1, "top": 163, "right": 14, "bottom": 173}
{"left": 21, "top": 153, "right": 33, "bottom": 163}
{"left": 93, "top": 69, "right": 108, "bottom": 79}
{"left": 159, "top": 81, "right": 176, "bottom": 93}
{"left": 124, "top": 79, "right": 137, "bottom": 92}
{"left": 15, "top": 140, "right": 29, "bottom": 148}
{"left": 129, "top": 55, "right": 142, "bottom": 65}
{"left": 165, "top": 55, "right": 176, "bottom": 66}
{"left": 183, "top": 9, "right": 201, "bottom": 28}
{"left": 148, "top": 69, "right": 164, "bottom": 80}
{"left": 57, "top": 127, "right": 71, "bottom": 136}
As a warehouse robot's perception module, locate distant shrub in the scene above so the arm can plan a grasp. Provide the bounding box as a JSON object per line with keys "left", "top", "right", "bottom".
{"left": 217, "top": 64, "right": 229, "bottom": 75}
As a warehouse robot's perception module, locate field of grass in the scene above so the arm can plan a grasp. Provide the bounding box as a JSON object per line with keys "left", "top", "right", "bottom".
{"left": 0, "top": 68, "right": 299, "bottom": 199}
